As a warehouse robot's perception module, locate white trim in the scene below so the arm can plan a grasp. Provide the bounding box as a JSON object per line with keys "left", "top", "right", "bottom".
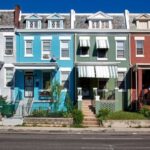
{"left": 15, "top": 66, "right": 56, "bottom": 70}
{"left": 136, "top": 55, "right": 144, "bottom": 57}
{"left": 80, "top": 54, "right": 90, "bottom": 57}
{"left": 59, "top": 67, "right": 71, "bottom": 71}
{"left": 60, "top": 40, "right": 70, "bottom": 60}
{"left": 40, "top": 36, "right": 52, "bottom": 40}
{"left": 97, "top": 58, "right": 108, "bottom": 60}
{"left": 4, "top": 64, "right": 14, "bottom": 68}
{"left": 79, "top": 36, "right": 90, "bottom": 40}
{"left": 96, "top": 37, "right": 108, "bottom": 40}
{"left": 116, "top": 58, "right": 127, "bottom": 61}
{"left": 0, "top": 10, "right": 14, "bottom": 12}
{"left": 115, "top": 37, "right": 127, "bottom": 40}
{"left": 59, "top": 36, "right": 71, "bottom": 40}
{"left": 2, "top": 32, "right": 14, "bottom": 36}
{"left": 134, "top": 37, "right": 145, "bottom": 40}
{"left": 117, "top": 67, "right": 127, "bottom": 72}
{"left": 116, "top": 40, "right": 126, "bottom": 60}
{"left": 41, "top": 40, "right": 51, "bottom": 60}
{"left": 24, "top": 36, "right": 34, "bottom": 40}
{"left": 24, "top": 40, "right": 33, "bottom": 57}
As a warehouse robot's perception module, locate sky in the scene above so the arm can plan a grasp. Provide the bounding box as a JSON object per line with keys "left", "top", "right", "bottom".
{"left": 0, "top": 0, "right": 150, "bottom": 13}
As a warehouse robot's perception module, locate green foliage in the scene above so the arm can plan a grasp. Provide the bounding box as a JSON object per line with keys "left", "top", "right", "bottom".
{"left": 72, "top": 109, "right": 84, "bottom": 126}
{"left": 50, "top": 80, "right": 63, "bottom": 112}
{"left": 96, "top": 109, "right": 110, "bottom": 125}
{"left": 0, "top": 96, "right": 15, "bottom": 117}
{"left": 64, "top": 93, "right": 73, "bottom": 113}
{"left": 106, "top": 111, "right": 147, "bottom": 120}
{"left": 31, "top": 109, "right": 64, "bottom": 118}
{"left": 140, "top": 106, "right": 150, "bottom": 118}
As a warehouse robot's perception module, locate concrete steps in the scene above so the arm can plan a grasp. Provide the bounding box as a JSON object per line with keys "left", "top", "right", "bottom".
{"left": 82, "top": 100, "right": 99, "bottom": 127}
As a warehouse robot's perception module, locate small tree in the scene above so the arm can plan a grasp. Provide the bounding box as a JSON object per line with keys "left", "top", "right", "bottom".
{"left": 64, "top": 93, "right": 73, "bottom": 113}
{"left": 50, "top": 80, "right": 63, "bottom": 112}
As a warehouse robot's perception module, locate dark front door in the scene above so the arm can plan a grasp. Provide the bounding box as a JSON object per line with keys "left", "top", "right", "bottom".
{"left": 24, "top": 75, "right": 34, "bottom": 98}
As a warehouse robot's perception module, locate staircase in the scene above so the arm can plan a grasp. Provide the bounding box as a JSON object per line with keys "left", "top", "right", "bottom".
{"left": 82, "top": 100, "right": 99, "bottom": 127}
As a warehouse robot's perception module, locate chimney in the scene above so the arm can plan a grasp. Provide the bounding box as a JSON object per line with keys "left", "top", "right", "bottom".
{"left": 70, "top": 9, "right": 75, "bottom": 29}
{"left": 14, "top": 5, "right": 21, "bottom": 28}
{"left": 125, "top": 9, "right": 130, "bottom": 29}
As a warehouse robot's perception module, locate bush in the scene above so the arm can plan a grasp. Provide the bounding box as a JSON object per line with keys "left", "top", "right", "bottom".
{"left": 140, "top": 106, "right": 150, "bottom": 118}
{"left": 72, "top": 109, "right": 84, "bottom": 126}
{"left": 31, "top": 110, "right": 49, "bottom": 117}
{"left": 96, "top": 109, "right": 110, "bottom": 125}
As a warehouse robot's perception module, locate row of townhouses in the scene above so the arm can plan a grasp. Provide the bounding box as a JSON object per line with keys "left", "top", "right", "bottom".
{"left": 0, "top": 6, "right": 150, "bottom": 115}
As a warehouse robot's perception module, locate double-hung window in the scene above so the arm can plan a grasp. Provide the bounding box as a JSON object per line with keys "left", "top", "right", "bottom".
{"left": 60, "top": 40, "right": 70, "bottom": 59}
{"left": 42, "top": 40, "right": 51, "bottom": 60}
{"left": 61, "top": 71, "right": 70, "bottom": 90}
{"left": 5, "top": 67, "right": 14, "bottom": 87}
{"left": 136, "top": 40, "right": 144, "bottom": 56}
{"left": 116, "top": 41, "right": 125, "bottom": 59}
{"left": 5, "top": 36, "right": 13, "bottom": 56}
{"left": 25, "top": 40, "right": 33, "bottom": 57}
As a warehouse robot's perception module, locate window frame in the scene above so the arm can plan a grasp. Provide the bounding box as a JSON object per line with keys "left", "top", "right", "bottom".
{"left": 116, "top": 40, "right": 126, "bottom": 60}
{"left": 24, "top": 40, "right": 33, "bottom": 57}
{"left": 117, "top": 71, "right": 126, "bottom": 91}
{"left": 4, "top": 36, "right": 14, "bottom": 56}
{"left": 60, "top": 40, "right": 70, "bottom": 60}
{"left": 41, "top": 40, "right": 51, "bottom": 60}
{"left": 136, "top": 40, "right": 144, "bottom": 57}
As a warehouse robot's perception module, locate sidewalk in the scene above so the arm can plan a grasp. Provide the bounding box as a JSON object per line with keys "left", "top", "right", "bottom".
{"left": 0, "top": 126, "right": 150, "bottom": 133}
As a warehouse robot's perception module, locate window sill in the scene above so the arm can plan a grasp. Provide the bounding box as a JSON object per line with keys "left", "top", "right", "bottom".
{"left": 116, "top": 58, "right": 126, "bottom": 61}
{"left": 136, "top": 55, "right": 144, "bottom": 57}
{"left": 24, "top": 55, "right": 34, "bottom": 57}
{"left": 118, "top": 89, "right": 126, "bottom": 92}
{"left": 4, "top": 55, "right": 14, "bottom": 57}
{"left": 60, "top": 58, "right": 71, "bottom": 60}
{"left": 80, "top": 55, "right": 89, "bottom": 58}
{"left": 97, "top": 58, "right": 108, "bottom": 60}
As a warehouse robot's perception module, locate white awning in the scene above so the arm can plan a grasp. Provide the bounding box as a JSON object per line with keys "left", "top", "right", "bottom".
{"left": 96, "top": 37, "right": 109, "bottom": 49}
{"left": 77, "top": 66, "right": 95, "bottom": 78}
{"left": 95, "top": 66, "right": 117, "bottom": 78}
{"left": 79, "top": 37, "right": 90, "bottom": 47}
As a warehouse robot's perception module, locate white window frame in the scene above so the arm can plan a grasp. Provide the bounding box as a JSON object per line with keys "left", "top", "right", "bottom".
{"left": 26, "top": 20, "right": 41, "bottom": 29}
{"left": 117, "top": 68, "right": 127, "bottom": 92}
{"left": 115, "top": 38, "right": 126, "bottom": 60}
{"left": 60, "top": 68, "right": 71, "bottom": 92}
{"left": 135, "top": 37, "right": 145, "bottom": 57}
{"left": 48, "top": 20, "right": 63, "bottom": 29}
{"left": 41, "top": 40, "right": 51, "bottom": 60}
{"left": 60, "top": 39, "right": 70, "bottom": 60}
{"left": 24, "top": 37, "right": 34, "bottom": 57}
{"left": 4, "top": 66, "right": 14, "bottom": 88}
{"left": 4, "top": 36, "right": 14, "bottom": 56}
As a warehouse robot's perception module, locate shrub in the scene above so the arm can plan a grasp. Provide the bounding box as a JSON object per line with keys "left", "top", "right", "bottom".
{"left": 72, "top": 109, "right": 84, "bottom": 126}
{"left": 96, "top": 109, "right": 110, "bottom": 125}
{"left": 140, "top": 106, "right": 150, "bottom": 118}
{"left": 31, "top": 109, "right": 49, "bottom": 117}
{"left": 64, "top": 93, "right": 73, "bottom": 113}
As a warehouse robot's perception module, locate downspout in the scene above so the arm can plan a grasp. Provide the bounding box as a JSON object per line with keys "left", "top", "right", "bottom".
{"left": 135, "top": 67, "right": 138, "bottom": 110}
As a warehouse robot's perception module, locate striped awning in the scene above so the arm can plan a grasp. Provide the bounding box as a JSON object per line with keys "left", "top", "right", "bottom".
{"left": 95, "top": 66, "right": 117, "bottom": 78}
{"left": 79, "top": 37, "right": 90, "bottom": 47}
{"left": 77, "top": 65, "right": 117, "bottom": 78}
{"left": 96, "top": 37, "right": 109, "bottom": 49}
{"left": 77, "top": 66, "right": 95, "bottom": 78}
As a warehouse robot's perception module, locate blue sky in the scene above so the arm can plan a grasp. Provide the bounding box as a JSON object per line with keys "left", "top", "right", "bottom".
{"left": 0, "top": 0, "right": 150, "bottom": 13}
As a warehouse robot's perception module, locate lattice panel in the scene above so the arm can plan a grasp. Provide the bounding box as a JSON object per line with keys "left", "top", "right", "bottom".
{"left": 100, "top": 100, "right": 115, "bottom": 111}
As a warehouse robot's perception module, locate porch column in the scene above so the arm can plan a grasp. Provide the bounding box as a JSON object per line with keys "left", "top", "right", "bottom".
{"left": 137, "top": 69, "right": 143, "bottom": 100}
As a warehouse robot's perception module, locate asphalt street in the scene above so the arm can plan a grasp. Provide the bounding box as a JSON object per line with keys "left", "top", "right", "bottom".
{"left": 0, "top": 132, "right": 150, "bottom": 150}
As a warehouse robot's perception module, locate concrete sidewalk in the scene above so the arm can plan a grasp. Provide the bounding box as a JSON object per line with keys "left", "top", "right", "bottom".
{"left": 0, "top": 126, "right": 150, "bottom": 133}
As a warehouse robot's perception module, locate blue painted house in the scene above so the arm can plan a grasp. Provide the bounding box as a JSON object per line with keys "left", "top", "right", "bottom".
{"left": 14, "top": 13, "right": 75, "bottom": 114}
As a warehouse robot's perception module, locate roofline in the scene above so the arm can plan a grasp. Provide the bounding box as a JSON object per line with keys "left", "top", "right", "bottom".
{"left": 0, "top": 25, "right": 14, "bottom": 29}
{"left": 21, "top": 13, "right": 70, "bottom": 16}
{"left": 75, "top": 62, "right": 120, "bottom": 66}
{"left": 0, "top": 10, "right": 14, "bottom": 12}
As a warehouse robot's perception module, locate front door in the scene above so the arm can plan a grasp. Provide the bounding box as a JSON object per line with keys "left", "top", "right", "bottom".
{"left": 24, "top": 74, "right": 34, "bottom": 98}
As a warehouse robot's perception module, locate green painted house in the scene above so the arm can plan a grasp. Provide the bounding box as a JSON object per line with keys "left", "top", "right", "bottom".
{"left": 73, "top": 11, "right": 131, "bottom": 113}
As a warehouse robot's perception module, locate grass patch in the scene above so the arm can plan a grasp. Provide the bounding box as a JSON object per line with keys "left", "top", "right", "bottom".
{"left": 106, "top": 111, "right": 147, "bottom": 120}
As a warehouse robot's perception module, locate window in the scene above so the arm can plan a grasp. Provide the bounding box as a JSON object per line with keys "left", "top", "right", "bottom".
{"left": 5, "top": 68, "right": 13, "bottom": 87}
{"left": 101, "top": 21, "right": 109, "bottom": 29}
{"left": 117, "top": 72, "right": 126, "bottom": 89}
{"left": 5, "top": 36, "right": 13, "bottom": 55}
{"left": 60, "top": 40, "right": 70, "bottom": 59}
{"left": 61, "top": 71, "right": 70, "bottom": 90}
{"left": 42, "top": 40, "right": 51, "bottom": 60}
{"left": 98, "top": 79, "right": 107, "bottom": 89}
{"left": 97, "top": 49, "right": 107, "bottom": 58}
{"left": 80, "top": 47, "right": 89, "bottom": 57}
{"left": 26, "top": 20, "right": 41, "bottom": 29}
{"left": 138, "top": 21, "right": 148, "bottom": 29}
{"left": 43, "top": 72, "right": 51, "bottom": 89}
{"left": 136, "top": 40, "right": 144, "bottom": 55}
{"left": 116, "top": 41, "right": 125, "bottom": 59}
{"left": 25, "top": 40, "right": 33, "bottom": 56}
{"left": 92, "top": 21, "right": 99, "bottom": 28}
